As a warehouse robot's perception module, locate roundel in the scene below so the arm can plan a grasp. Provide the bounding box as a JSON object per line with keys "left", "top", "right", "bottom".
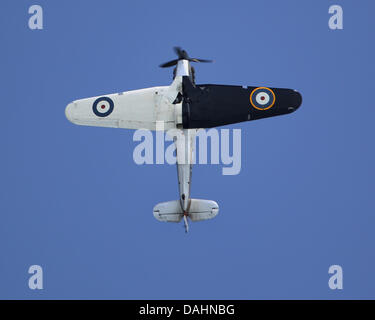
{"left": 92, "top": 97, "right": 114, "bottom": 117}
{"left": 250, "top": 87, "right": 276, "bottom": 110}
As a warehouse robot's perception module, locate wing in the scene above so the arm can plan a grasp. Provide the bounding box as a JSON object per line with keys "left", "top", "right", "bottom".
{"left": 65, "top": 79, "right": 182, "bottom": 131}
{"left": 181, "top": 77, "right": 302, "bottom": 128}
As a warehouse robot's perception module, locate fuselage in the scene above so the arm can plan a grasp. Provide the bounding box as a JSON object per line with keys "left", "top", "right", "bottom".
{"left": 174, "top": 59, "right": 195, "bottom": 213}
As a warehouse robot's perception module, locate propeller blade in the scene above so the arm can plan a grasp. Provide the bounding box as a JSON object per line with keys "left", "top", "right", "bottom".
{"left": 159, "top": 47, "right": 213, "bottom": 69}
{"left": 174, "top": 46, "right": 189, "bottom": 60}
{"left": 159, "top": 59, "right": 179, "bottom": 68}
{"left": 174, "top": 46, "right": 183, "bottom": 57}
{"left": 190, "top": 58, "right": 213, "bottom": 63}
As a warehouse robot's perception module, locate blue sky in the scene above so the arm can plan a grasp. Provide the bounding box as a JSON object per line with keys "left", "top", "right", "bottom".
{"left": 0, "top": 0, "right": 374, "bottom": 299}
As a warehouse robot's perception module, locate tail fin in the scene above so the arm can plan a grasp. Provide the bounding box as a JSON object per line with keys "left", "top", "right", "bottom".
{"left": 153, "top": 199, "right": 219, "bottom": 231}
{"left": 183, "top": 215, "right": 189, "bottom": 233}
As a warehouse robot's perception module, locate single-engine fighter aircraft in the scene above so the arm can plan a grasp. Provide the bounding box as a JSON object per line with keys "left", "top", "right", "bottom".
{"left": 65, "top": 47, "right": 302, "bottom": 233}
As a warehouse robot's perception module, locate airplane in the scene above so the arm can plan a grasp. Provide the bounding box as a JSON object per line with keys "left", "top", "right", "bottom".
{"left": 65, "top": 47, "right": 302, "bottom": 233}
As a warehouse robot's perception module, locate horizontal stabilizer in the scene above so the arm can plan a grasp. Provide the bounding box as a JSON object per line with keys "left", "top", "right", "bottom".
{"left": 188, "top": 199, "right": 219, "bottom": 221}
{"left": 153, "top": 200, "right": 184, "bottom": 222}
{"left": 153, "top": 199, "right": 219, "bottom": 223}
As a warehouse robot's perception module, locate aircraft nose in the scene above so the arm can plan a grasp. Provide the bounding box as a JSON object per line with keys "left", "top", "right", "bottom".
{"left": 65, "top": 102, "right": 75, "bottom": 123}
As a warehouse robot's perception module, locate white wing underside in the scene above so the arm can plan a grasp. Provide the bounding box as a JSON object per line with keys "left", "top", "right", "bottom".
{"left": 66, "top": 76, "right": 183, "bottom": 130}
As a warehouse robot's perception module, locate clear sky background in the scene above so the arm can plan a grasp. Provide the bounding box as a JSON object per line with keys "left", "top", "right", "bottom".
{"left": 0, "top": 0, "right": 374, "bottom": 299}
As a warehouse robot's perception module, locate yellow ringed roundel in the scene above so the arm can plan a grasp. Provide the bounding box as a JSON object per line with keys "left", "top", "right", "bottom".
{"left": 250, "top": 87, "right": 276, "bottom": 111}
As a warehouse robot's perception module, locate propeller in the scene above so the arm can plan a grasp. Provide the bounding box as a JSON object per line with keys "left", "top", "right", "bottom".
{"left": 159, "top": 47, "right": 213, "bottom": 68}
